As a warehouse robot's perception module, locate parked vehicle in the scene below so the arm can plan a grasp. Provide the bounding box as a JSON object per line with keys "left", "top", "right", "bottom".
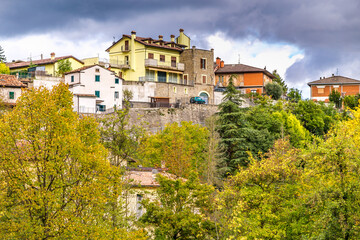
{"left": 190, "top": 97, "right": 206, "bottom": 104}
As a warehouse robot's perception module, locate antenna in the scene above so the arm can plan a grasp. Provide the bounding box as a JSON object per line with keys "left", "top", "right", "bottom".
{"left": 336, "top": 68, "right": 339, "bottom": 76}
{"left": 113, "top": 36, "right": 115, "bottom": 44}
{"left": 238, "top": 54, "right": 240, "bottom": 64}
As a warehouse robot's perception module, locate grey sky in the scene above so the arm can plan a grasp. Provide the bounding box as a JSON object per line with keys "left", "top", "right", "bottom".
{"left": 1, "top": 0, "right": 360, "bottom": 94}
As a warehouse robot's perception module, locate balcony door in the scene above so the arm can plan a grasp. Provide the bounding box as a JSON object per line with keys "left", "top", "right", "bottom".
{"left": 158, "top": 71, "right": 166, "bottom": 83}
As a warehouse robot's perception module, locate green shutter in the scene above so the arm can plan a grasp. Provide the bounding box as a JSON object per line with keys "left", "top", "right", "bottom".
{"left": 95, "top": 91, "right": 100, "bottom": 98}
{"left": 115, "top": 78, "right": 119, "bottom": 84}
{"left": 9, "top": 92, "right": 14, "bottom": 99}
{"left": 95, "top": 75, "right": 100, "bottom": 82}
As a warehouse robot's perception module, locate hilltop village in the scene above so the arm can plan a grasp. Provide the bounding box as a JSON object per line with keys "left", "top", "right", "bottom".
{"left": 2, "top": 29, "right": 360, "bottom": 239}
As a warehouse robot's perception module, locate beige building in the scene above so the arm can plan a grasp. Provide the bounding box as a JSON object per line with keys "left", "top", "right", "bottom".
{"left": 0, "top": 74, "right": 27, "bottom": 107}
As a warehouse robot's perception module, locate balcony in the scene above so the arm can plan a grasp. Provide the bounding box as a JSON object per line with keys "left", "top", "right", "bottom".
{"left": 121, "top": 45, "right": 131, "bottom": 52}
{"left": 145, "top": 59, "right": 184, "bottom": 72}
{"left": 108, "top": 59, "right": 130, "bottom": 69}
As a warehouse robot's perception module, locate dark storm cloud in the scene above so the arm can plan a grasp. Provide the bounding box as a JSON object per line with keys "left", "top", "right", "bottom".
{"left": 2, "top": 0, "right": 360, "bottom": 85}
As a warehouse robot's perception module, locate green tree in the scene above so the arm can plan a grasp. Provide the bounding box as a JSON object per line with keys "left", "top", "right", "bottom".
{"left": 272, "top": 69, "right": 288, "bottom": 94}
{"left": 0, "top": 62, "right": 10, "bottom": 74}
{"left": 265, "top": 82, "right": 283, "bottom": 100}
{"left": 139, "top": 121, "right": 209, "bottom": 179}
{"left": 0, "top": 45, "right": 6, "bottom": 62}
{"left": 287, "top": 88, "right": 302, "bottom": 102}
{"left": 217, "top": 75, "right": 246, "bottom": 176}
{"left": 329, "top": 89, "right": 342, "bottom": 108}
{"left": 56, "top": 59, "right": 72, "bottom": 76}
{"left": 0, "top": 83, "right": 146, "bottom": 239}
{"left": 217, "top": 140, "right": 304, "bottom": 239}
{"left": 343, "top": 94, "right": 360, "bottom": 109}
{"left": 140, "top": 173, "right": 216, "bottom": 239}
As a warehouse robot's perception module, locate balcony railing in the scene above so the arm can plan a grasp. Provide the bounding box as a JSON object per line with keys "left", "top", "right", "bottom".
{"left": 121, "top": 45, "right": 131, "bottom": 52}
{"left": 108, "top": 59, "right": 130, "bottom": 69}
{"left": 145, "top": 59, "right": 184, "bottom": 71}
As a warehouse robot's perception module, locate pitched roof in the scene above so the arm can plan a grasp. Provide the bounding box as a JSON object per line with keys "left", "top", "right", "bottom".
{"left": 7, "top": 56, "right": 84, "bottom": 69}
{"left": 106, "top": 34, "right": 185, "bottom": 52}
{"left": 124, "top": 167, "right": 177, "bottom": 187}
{"left": 307, "top": 75, "right": 360, "bottom": 85}
{"left": 215, "top": 63, "right": 275, "bottom": 78}
{"left": 0, "top": 74, "right": 27, "bottom": 87}
{"left": 64, "top": 64, "right": 122, "bottom": 78}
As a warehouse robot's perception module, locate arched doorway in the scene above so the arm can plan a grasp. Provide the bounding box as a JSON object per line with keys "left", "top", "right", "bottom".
{"left": 199, "top": 92, "right": 209, "bottom": 104}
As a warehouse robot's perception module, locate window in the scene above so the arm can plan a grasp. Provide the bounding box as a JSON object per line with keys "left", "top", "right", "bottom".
{"left": 168, "top": 73, "right": 177, "bottom": 83}
{"left": 158, "top": 71, "right": 166, "bottom": 82}
{"left": 146, "top": 69, "right": 155, "bottom": 81}
{"left": 184, "top": 74, "right": 188, "bottom": 85}
{"left": 125, "top": 56, "right": 129, "bottom": 65}
{"left": 200, "top": 58, "right": 206, "bottom": 69}
{"left": 136, "top": 194, "right": 143, "bottom": 219}
{"left": 115, "top": 78, "right": 119, "bottom": 84}
{"left": 171, "top": 56, "right": 176, "bottom": 67}
{"left": 9, "top": 92, "right": 14, "bottom": 99}
{"left": 318, "top": 88, "right": 324, "bottom": 94}
{"left": 160, "top": 55, "right": 165, "bottom": 62}
{"left": 124, "top": 40, "right": 129, "bottom": 51}
{"left": 148, "top": 53, "right": 154, "bottom": 59}
{"left": 97, "top": 105, "right": 106, "bottom": 112}
{"left": 95, "top": 68, "right": 100, "bottom": 73}
{"left": 114, "top": 91, "right": 119, "bottom": 99}
{"left": 95, "top": 91, "right": 100, "bottom": 98}
{"left": 202, "top": 75, "right": 207, "bottom": 84}
{"left": 251, "top": 89, "right": 257, "bottom": 94}
{"left": 95, "top": 75, "right": 100, "bottom": 82}
{"left": 71, "top": 75, "right": 74, "bottom": 82}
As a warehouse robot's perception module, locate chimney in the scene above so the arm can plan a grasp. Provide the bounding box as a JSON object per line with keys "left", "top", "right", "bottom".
{"left": 332, "top": 73, "right": 335, "bottom": 77}
{"left": 41, "top": 54, "right": 43, "bottom": 60}
{"left": 50, "top": 52, "right": 55, "bottom": 60}
{"left": 179, "top": 28, "right": 184, "bottom": 33}
{"left": 220, "top": 60, "right": 224, "bottom": 68}
{"left": 170, "top": 34, "right": 175, "bottom": 42}
{"left": 158, "top": 35, "right": 163, "bottom": 41}
{"left": 216, "top": 57, "right": 221, "bottom": 67}
{"left": 131, "top": 31, "right": 136, "bottom": 39}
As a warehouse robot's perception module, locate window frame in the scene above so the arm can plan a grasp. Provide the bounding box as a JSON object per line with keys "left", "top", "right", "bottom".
{"left": 9, "top": 91, "right": 15, "bottom": 100}
{"left": 95, "top": 75, "right": 100, "bottom": 82}
{"left": 200, "top": 58, "right": 206, "bottom": 69}
{"left": 160, "top": 55, "right": 165, "bottom": 62}
{"left": 95, "top": 90, "right": 100, "bottom": 98}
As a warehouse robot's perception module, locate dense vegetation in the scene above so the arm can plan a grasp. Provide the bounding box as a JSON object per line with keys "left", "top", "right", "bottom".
{"left": 1, "top": 80, "right": 358, "bottom": 239}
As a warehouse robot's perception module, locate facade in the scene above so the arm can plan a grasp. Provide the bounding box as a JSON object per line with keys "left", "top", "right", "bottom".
{"left": 64, "top": 65, "right": 122, "bottom": 114}
{"left": 180, "top": 46, "right": 215, "bottom": 104}
{"left": 106, "top": 29, "right": 188, "bottom": 83}
{"left": 107, "top": 29, "right": 214, "bottom": 105}
{"left": 0, "top": 74, "right": 27, "bottom": 106}
{"left": 308, "top": 75, "right": 360, "bottom": 102}
{"left": 214, "top": 57, "right": 274, "bottom": 98}
{"left": 7, "top": 53, "right": 84, "bottom": 77}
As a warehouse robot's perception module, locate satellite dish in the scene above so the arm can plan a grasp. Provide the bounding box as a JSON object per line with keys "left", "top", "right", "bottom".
{"left": 104, "top": 63, "right": 110, "bottom": 68}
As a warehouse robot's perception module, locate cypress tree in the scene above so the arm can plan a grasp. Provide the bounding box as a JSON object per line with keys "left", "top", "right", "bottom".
{"left": 0, "top": 45, "right": 6, "bottom": 63}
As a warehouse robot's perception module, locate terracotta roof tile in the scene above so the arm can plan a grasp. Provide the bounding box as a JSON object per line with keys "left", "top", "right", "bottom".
{"left": 106, "top": 34, "right": 185, "bottom": 52}
{"left": 215, "top": 63, "right": 275, "bottom": 78}
{"left": 7, "top": 56, "right": 84, "bottom": 69}
{"left": 0, "top": 74, "right": 27, "bottom": 87}
{"left": 124, "top": 167, "right": 178, "bottom": 187}
{"left": 308, "top": 75, "right": 360, "bottom": 85}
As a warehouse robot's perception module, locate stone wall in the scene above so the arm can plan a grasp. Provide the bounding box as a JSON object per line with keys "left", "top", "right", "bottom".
{"left": 127, "top": 104, "right": 219, "bottom": 132}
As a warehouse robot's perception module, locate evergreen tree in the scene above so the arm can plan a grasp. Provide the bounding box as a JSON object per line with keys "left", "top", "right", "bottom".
{"left": 272, "top": 69, "right": 287, "bottom": 94}
{"left": 217, "top": 75, "right": 246, "bottom": 176}
{"left": 0, "top": 45, "right": 6, "bottom": 63}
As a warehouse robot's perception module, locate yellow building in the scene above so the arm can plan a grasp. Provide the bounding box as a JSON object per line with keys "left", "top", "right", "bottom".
{"left": 106, "top": 29, "right": 190, "bottom": 84}
{"left": 7, "top": 53, "right": 84, "bottom": 77}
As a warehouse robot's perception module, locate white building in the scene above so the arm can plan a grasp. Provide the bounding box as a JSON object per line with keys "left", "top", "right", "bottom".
{"left": 0, "top": 74, "right": 27, "bottom": 107}
{"left": 65, "top": 65, "right": 123, "bottom": 114}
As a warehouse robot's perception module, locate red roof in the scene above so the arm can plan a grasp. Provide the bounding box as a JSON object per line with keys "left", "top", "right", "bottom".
{"left": 124, "top": 167, "right": 178, "bottom": 187}
{"left": 215, "top": 63, "right": 275, "bottom": 78}
{"left": 0, "top": 74, "right": 27, "bottom": 87}
{"left": 106, "top": 34, "right": 185, "bottom": 52}
{"left": 307, "top": 75, "right": 360, "bottom": 86}
{"left": 7, "top": 56, "right": 84, "bottom": 69}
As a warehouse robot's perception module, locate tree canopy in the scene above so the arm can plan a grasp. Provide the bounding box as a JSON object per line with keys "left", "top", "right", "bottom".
{"left": 272, "top": 69, "right": 287, "bottom": 94}
{"left": 0, "top": 62, "right": 10, "bottom": 74}
{"left": 56, "top": 59, "right": 72, "bottom": 76}
{"left": 265, "top": 82, "right": 283, "bottom": 100}
{"left": 0, "top": 45, "right": 6, "bottom": 62}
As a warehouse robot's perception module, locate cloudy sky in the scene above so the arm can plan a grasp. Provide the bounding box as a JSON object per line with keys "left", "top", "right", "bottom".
{"left": 1, "top": 0, "right": 359, "bottom": 98}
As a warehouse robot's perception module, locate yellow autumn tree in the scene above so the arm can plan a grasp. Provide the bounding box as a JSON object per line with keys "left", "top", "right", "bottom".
{"left": 0, "top": 83, "right": 146, "bottom": 239}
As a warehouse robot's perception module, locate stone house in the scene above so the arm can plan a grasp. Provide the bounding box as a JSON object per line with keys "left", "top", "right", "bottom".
{"left": 0, "top": 74, "right": 27, "bottom": 107}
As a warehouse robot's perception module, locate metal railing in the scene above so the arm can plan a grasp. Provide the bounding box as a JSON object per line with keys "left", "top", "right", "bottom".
{"left": 150, "top": 102, "right": 181, "bottom": 108}
{"left": 145, "top": 59, "right": 184, "bottom": 71}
